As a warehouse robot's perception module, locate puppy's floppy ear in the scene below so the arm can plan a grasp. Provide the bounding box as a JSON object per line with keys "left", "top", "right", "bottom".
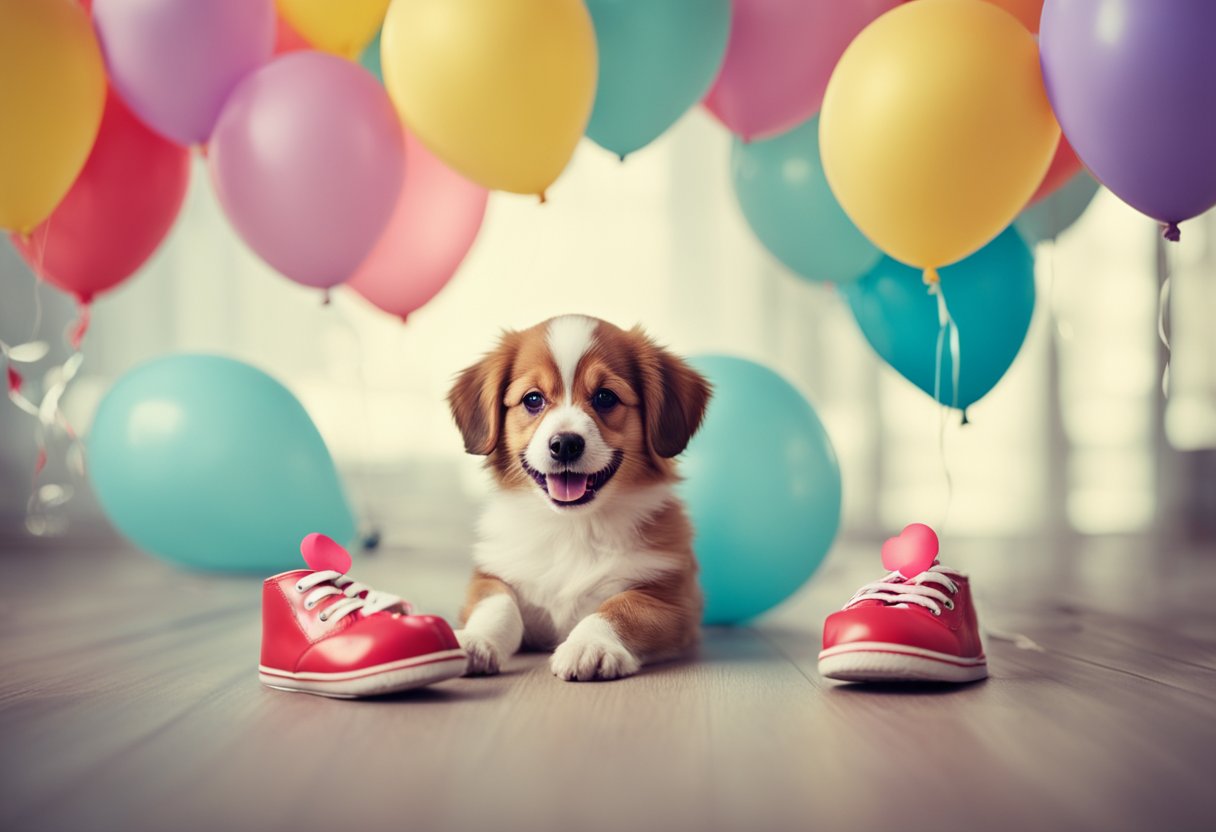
{"left": 633, "top": 328, "right": 712, "bottom": 459}
{"left": 448, "top": 332, "right": 519, "bottom": 456}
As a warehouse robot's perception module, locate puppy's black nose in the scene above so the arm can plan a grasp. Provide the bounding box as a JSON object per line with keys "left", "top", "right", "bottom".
{"left": 549, "top": 432, "right": 585, "bottom": 463}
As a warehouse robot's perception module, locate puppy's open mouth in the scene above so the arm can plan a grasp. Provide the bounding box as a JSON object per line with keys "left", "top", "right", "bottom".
{"left": 521, "top": 451, "right": 624, "bottom": 507}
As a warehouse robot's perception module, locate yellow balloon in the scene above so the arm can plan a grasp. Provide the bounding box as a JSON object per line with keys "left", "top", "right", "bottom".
{"left": 381, "top": 0, "right": 597, "bottom": 197}
{"left": 0, "top": 0, "right": 105, "bottom": 234}
{"left": 275, "top": 0, "right": 389, "bottom": 59}
{"left": 819, "top": 0, "right": 1059, "bottom": 280}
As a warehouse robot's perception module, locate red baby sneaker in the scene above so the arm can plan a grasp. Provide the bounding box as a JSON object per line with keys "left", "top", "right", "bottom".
{"left": 259, "top": 533, "right": 466, "bottom": 698}
{"left": 819, "top": 525, "right": 987, "bottom": 684}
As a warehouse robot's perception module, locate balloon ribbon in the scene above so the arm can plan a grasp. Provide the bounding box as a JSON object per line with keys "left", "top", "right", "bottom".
{"left": 1, "top": 302, "right": 90, "bottom": 534}
{"left": 925, "top": 268, "right": 962, "bottom": 533}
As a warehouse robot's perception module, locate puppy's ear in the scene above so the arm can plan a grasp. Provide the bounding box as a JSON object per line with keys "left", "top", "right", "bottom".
{"left": 448, "top": 333, "right": 519, "bottom": 456}
{"left": 634, "top": 328, "right": 712, "bottom": 459}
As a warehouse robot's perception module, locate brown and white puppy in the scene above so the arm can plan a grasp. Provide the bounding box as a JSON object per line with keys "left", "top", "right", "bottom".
{"left": 447, "top": 315, "right": 711, "bottom": 681}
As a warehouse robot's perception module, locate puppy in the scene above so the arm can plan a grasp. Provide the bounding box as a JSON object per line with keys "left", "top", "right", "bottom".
{"left": 447, "top": 315, "right": 711, "bottom": 681}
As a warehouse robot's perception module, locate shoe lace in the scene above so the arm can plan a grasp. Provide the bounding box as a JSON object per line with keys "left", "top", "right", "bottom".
{"left": 293, "top": 571, "right": 413, "bottom": 624}
{"left": 843, "top": 564, "right": 961, "bottom": 617}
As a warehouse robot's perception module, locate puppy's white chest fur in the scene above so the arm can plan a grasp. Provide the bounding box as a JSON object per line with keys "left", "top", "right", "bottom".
{"left": 474, "top": 486, "right": 679, "bottom": 647}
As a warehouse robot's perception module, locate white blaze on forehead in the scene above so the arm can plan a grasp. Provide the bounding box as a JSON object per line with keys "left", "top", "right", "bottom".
{"left": 546, "top": 315, "right": 597, "bottom": 404}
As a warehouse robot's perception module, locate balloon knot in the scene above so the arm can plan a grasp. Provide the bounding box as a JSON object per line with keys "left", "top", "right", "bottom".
{"left": 960, "top": 409, "right": 970, "bottom": 427}
{"left": 923, "top": 267, "right": 940, "bottom": 290}
{"left": 399, "top": 313, "right": 409, "bottom": 325}
{"left": 538, "top": 191, "right": 548, "bottom": 205}
{"left": 1162, "top": 222, "right": 1181, "bottom": 242}
{"left": 322, "top": 288, "right": 332, "bottom": 306}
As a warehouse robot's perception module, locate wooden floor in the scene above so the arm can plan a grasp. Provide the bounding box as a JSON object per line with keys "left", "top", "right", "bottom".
{"left": 2, "top": 510, "right": 1215, "bottom": 832}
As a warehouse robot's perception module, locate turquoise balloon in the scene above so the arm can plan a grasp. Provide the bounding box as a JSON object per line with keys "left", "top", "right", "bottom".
{"left": 88, "top": 355, "right": 355, "bottom": 572}
{"left": 679, "top": 356, "right": 842, "bottom": 625}
{"left": 360, "top": 30, "right": 382, "bottom": 83}
{"left": 732, "top": 116, "right": 882, "bottom": 284}
{"left": 842, "top": 227, "right": 1036, "bottom": 411}
{"left": 585, "top": 0, "right": 730, "bottom": 158}
{"left": 1015, "top": 172, "right": 1101, "bottom": 245}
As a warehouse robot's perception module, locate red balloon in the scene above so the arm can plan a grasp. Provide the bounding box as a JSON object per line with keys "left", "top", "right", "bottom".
{"left": 12, "top": 90, "right": 190, "bottom": 303}
{"left": 1027, "top": 135, "right": 1082, "bottom": 205}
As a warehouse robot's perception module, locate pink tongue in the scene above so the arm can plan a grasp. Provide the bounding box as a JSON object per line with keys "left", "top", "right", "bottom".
{"left": 547, "top": 472, "right": 589, "bottom": 502}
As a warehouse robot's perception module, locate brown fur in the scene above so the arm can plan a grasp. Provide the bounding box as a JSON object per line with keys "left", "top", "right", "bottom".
{"left": 460, "top": 569, "right": 515, "bottom": 626}
{"left": 599, "top": 500, "right": 702, "bottom": 659}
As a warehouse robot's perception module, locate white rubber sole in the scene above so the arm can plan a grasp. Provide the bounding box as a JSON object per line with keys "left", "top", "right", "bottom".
{"left": 818, "top": 642, "right": 988, "bottom": 684}
{"left": 259, "top": 649, "right": 467, "bottom": 699}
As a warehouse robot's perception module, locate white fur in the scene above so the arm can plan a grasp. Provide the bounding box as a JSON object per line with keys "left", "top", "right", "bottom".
{"left": 455, "top": 593, "right": 523, "bottom": 676}
{"left": 546, "top": 315, "right": 597, "bottom": 404}
{"left": 524, "top": 403, "right": 614, "bottom": 480}
{"left": 525, "top": 315, "right": 614, "bottom": 494}
{"left": 473, "top": 485, "right": 680, "bottom": 650}
{"left": 550, "top": 613, "right": 640, "bottom": 681}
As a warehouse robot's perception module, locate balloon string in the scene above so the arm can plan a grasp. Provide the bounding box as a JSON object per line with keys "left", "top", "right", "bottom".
{"left": 1, "top": 249, "right": 88, "bottom": 534}
{"left": 330, "top": 301, "right": 381, "bottom": 550}
{"left": 929, "top": 281, "right": 961, "bottom": 535}
{"left": 68, "top": 300, "right": 91, "bottom": 351}
{"left": 28, "top": 222, "right": 50, "bottom": 342}
{"left": 1158, "top": 266, "right": 1172, "bottom": 398}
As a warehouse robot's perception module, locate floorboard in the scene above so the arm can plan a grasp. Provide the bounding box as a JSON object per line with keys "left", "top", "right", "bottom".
{"left": 1, "top": 522, "right": 1214, "bottom": 832}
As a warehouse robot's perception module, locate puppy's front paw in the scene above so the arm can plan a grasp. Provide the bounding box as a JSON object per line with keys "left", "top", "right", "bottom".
{"left": 550, "top": 618, "right": 640, "bottom": 682}
{"left": 455, "top": 630, "right": 502, "bottom": 676}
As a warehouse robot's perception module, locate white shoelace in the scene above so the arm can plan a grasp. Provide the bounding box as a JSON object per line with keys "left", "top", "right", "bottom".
{"left": 294, "top": 571, "right": 412, "bottom": 624}
{"left": 843, "top": 564, "right": 961, "bottom": 617}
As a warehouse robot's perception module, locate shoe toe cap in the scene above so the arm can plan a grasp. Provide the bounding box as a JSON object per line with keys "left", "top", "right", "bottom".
{"left": 296, "top": 613, "right": 460, "bottom": 674}
{"left": 823, "top": 605, "right": 961, "bottom": 656}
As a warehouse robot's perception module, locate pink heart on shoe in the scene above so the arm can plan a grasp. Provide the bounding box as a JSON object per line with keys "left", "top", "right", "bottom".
{"left": 300, "top": 533, "right": 352, "bottom": 574}
{"left": 881, "top": 523, "right": 939, "bottom": 579}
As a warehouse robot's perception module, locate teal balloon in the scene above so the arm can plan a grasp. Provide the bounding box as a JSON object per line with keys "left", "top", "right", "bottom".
{"left": 585, "top": 0, "right": 730, "bottom": 158}
{"left": 360, "top": 30, "right": 383, "bottom": 83}
{"left": 732, "top": 116, "right": 882, "bottom": 284}
{"left": 88, "top": 355, "right": 355, "bottom": 572}
{"left": 679, "top": 356, "right": 842, "bottom": 625}
{"left": 1015, "top": 172, "right": 1101, "bottom": 245}
{"left": 843, "top": 227, "right": 1036, "bottom": 411}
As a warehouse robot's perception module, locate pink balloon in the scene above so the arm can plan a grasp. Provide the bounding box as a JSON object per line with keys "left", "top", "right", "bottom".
{"left": 346, "top": 133, "right": 488, "bottom": 321}
{"left": 208, "top": 53, "right": 405, "bottom": 290}
{"left": 93, "top": 0, "right": 275, "bottom": 146}
{"left": 704, "top": 0, "right": 899, "bottom": 141}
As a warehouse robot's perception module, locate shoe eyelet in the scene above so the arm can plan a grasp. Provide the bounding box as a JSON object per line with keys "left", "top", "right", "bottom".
{"left": 295, "top": 583, "right": 306, "bottom": 593}
{"left": 304, "top": 600, "right": 315, "bottom": 610}
{"left": 944, "top": 599, "right": 955, "bottom": 610}
{"left": 931, "top": 607, "right": 942, "bottom": 616}
{"left": 318, "top": 613, "right": 328, "bottom": 622}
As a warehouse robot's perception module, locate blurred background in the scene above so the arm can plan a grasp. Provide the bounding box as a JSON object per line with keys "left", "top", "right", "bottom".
{"left": 3, "top": 108, "right": 1214, "bottom": 551}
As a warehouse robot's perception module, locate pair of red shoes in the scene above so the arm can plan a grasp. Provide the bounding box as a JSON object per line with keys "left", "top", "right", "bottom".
{"left": 260, "top": 525, "right": 983, "bottom": 698}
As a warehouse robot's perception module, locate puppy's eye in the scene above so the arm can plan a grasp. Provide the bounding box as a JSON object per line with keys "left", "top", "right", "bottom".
{"left": 592, "top": 389, "right": 619, "bottom": 413}
{"left": 522, "top": 391, "right": 545, "bottom": 413}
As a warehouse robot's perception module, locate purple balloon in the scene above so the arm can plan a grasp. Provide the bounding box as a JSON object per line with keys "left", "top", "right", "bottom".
{"left": 93, "top": 0, "right": 275, "bottom": 146}
{"left": 209, "top": 53, "right": 405, "bottom": 290}
{"left": 1040, "top": 0, "right": 1216, "bottom": 240}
